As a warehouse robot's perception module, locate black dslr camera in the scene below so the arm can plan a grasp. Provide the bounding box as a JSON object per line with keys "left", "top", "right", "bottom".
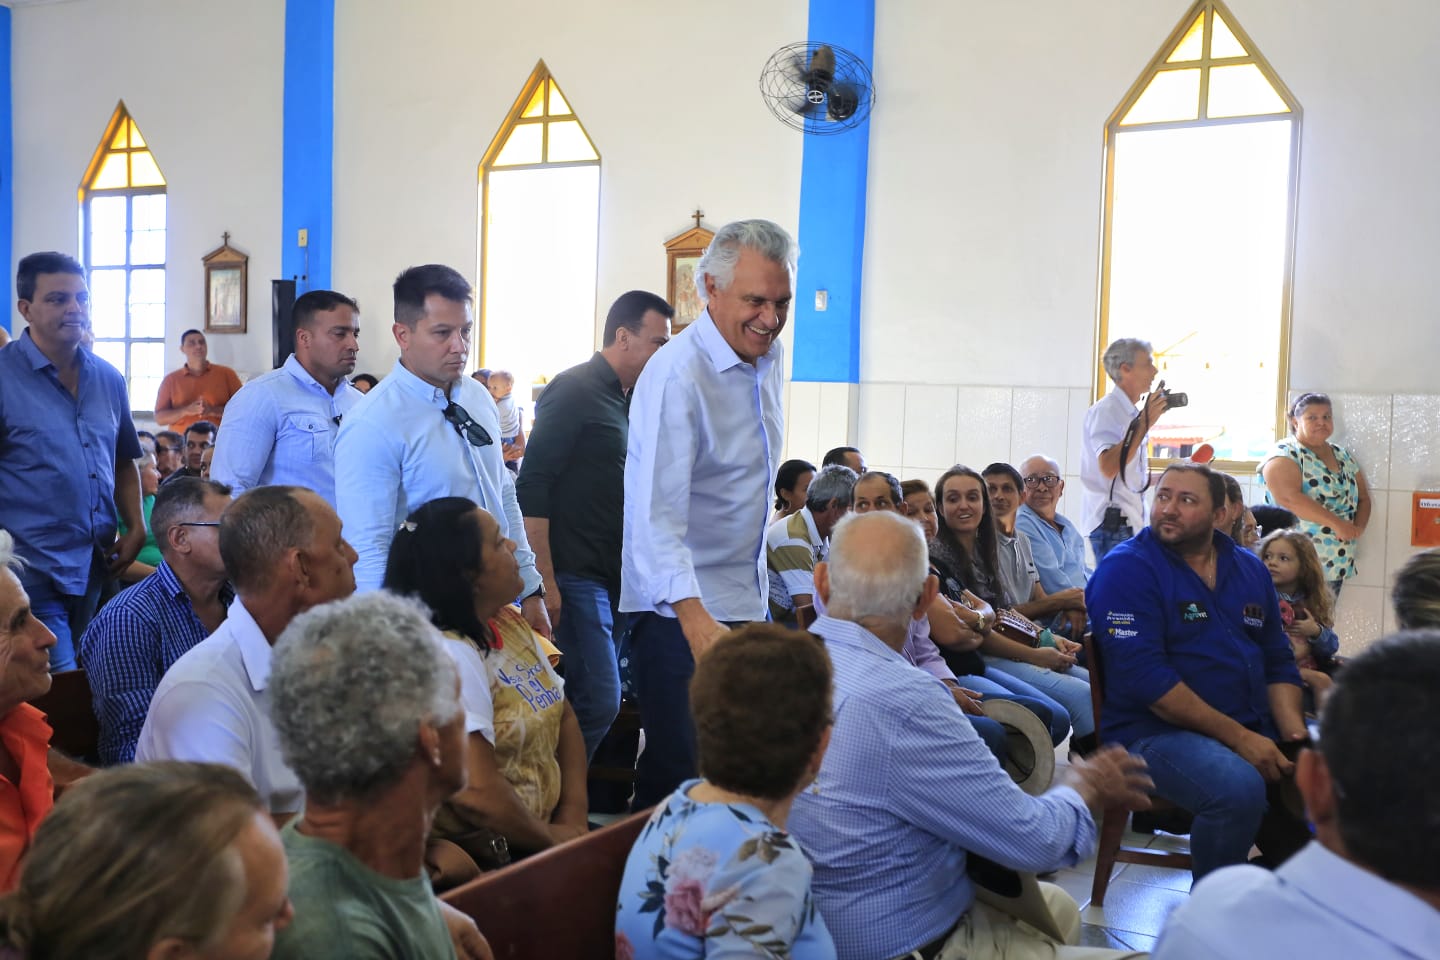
{"left": 1157, "top": 380, "right": 1188, "bottom": 409}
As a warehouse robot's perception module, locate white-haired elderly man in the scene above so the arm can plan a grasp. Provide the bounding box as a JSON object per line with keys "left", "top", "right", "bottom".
{"left": 268, "top": 591, "right": 491, "bottom": 960}
{"left": 766, "top": 463, "right": 857, "bottom": 623}
{"left": 621, "top": 218, "right": 796, "bottom": 810}
{"left": 136, "top": 485, "right": 358, "bottom": 823}
{"left": 788, "top": 511, "right": 1153, "bottom": 960}
{"left": 1080, "top": 338, "right": 1173, "bottom": 562}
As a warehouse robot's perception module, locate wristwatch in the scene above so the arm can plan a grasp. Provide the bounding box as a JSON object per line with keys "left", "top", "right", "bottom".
{"left": 522, "top": 583, "right": 547, "bottom": 602}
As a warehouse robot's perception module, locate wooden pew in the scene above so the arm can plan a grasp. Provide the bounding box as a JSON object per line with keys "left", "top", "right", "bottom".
{"left": 443, "top": 808, "right": 651, "bottom": 959}
{"left": 31, "top": 669, "right": 100, "bottom": 764}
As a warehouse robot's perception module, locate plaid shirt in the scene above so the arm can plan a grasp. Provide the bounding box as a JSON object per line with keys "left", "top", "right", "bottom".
{"left": 78, "top": 561, "right": 233, "bottom": 764}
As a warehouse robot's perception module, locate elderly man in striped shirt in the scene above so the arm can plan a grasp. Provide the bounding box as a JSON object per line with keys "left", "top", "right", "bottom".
{"left": 789, "top": 511, "right": 1152, "bottom": 960}
{"left": 765, "top": 463, "right": 856, "bottom": 624}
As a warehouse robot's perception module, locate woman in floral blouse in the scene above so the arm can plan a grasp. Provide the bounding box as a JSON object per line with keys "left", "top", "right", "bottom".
{"left": 616, "top": 624, "right": 836, "bottom": 959}
{"left": 1258, "top": 393, "right": 1372, "bottom": 595}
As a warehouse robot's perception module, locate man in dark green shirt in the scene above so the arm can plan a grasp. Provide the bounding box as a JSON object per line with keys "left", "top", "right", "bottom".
{"left": 515, "top": 291, "right": 672, "bottom": 759}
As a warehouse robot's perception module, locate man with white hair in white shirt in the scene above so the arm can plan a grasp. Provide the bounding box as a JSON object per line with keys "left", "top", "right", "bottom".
{"left": 620, "top": 218, "right": 794, "bottom": 810}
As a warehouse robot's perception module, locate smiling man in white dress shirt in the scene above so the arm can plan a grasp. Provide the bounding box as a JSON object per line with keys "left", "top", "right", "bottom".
{"left": 334, "top": 264, "right": 550, "bottom": 638}
{"left": 620, "top": 218, "right": 794, "bottom": 809}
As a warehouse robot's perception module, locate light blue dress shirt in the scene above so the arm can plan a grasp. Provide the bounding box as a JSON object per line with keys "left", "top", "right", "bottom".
{"left": 334, "top": 359, "right": 539, "bottom": 595}
{"left": 620, "top": 310, "right": 784, "bottom": 622}
{"left": 209, "top": 354, "right": 363, "bottom": 504}
{"left": 1015, "top": 504, "right": 1091, "bottom": 594}
{"left": 789, "top": 615, "right": 1096, "bottom": 960}
{"left": 1154, "top": 841, "right": 1440, "bottom": 959}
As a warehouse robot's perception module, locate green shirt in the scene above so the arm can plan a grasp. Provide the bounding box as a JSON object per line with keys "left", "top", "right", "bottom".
{"left": 117, "top": 493, "right": 162, "bottom": 568}
{"left": 272, "top": 820, "right": 456, "bottom": 960}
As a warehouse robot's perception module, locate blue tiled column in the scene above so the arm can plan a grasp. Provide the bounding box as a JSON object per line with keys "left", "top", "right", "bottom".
{"left": 789, "top": 0, "right": 874, "bottom": 383}
{"left": 282, "top": 0, "right": 334, "bottom": 292}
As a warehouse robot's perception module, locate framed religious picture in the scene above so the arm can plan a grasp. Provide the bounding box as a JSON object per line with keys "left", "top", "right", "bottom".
{"left": 203, "top": 233, "right": 248, "bottom": 333}
{"left": 664, "top": 212, "right": 714, "bottom": 333}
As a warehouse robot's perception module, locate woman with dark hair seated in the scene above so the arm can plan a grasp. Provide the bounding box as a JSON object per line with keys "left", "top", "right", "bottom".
{"left": 616, "top": 624, "right": 836, "bottom": 959}
{"left": 0, "top": 761, "right": 291, "bottom": 960}
{"left": 383, "top": 497, "right": 588, "bottom": 862}
{"left": 772, "top": 459, "right": 817, "bottom": 523}
{"left": 1393, "top": 548, "right": 1440, "bottom": 630}
{"left": 924, "top": 465, "right": 1094, "bottom": 749}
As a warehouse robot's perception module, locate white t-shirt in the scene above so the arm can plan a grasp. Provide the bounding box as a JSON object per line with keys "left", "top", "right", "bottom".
{"left": 1080, "top": 387, "right": 1149, "bottom": 535}
{"left": 136, "top": 598, "right": 303, "bottom": 816}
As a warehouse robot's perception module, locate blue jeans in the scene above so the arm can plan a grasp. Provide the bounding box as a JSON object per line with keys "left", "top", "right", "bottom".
{"left": 23, "top": 569, "right": 102, "bottom": 673}
{"left": 1129, "top": 730, "right": 1267, "bottom": 880}
{"left": 956, "top": 673, "right": 1069, "bottom": 745}
{"left": 553, "top": 574, "right": 623, "bottom": 762}
{"left": 968, "top": 714, "right": 1009, "bottom": 765}
{"left": 1089, "top": 522, "right": 1135, "bottom": 564}
{"left": 983, "top": 658, "right": 1095, "bottom": 738}
{"left": 629, "top": 612, "right": 700, "bottom": 811}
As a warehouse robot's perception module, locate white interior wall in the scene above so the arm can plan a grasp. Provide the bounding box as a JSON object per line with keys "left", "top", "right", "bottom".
{"left": 332, "top": 0, "right": 807, "bottom": 378}
{"left": 859, "top": 0, "right": 1440, "bottom": 393}
{"left": 11, "top": 0, "right": 285, "bottom": 383}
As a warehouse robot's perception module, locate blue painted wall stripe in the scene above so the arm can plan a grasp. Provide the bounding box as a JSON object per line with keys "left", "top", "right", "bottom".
{"left": 281, "top": 0, "right": 334, "bottom": 293}
{"left": 0, "top": 7, "right": 12, "bottom": 331}
{"left": 790, "top": 0, "right": 874, "bottom": 383}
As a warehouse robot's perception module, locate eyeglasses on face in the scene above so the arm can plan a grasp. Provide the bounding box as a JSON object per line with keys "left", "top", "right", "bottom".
{"left": 175, "top": 521, "right": 220, "bottom": 529}
{"left": 155, "top": 445, "right": 179, "bottom": 455}
{"left": 1022, "top": 474, "right": 1061, "bottom": 488}
{"left": 442, "top": 402, "right": 494, "bottom": 448}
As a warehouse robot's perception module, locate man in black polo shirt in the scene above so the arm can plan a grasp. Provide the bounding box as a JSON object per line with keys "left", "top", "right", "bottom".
{"left": 516, "top": 290, "right": 673, "bottom": 758}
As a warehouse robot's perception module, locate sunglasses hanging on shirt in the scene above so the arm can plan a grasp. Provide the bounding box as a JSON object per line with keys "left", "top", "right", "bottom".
{"left": 443, "top": 401, "right": 494, "bottom": 448}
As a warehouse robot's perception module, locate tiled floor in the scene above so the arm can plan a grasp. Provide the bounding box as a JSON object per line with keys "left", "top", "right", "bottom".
{"left": 1050, "top": 748, "right": 1194, "bottom": 953}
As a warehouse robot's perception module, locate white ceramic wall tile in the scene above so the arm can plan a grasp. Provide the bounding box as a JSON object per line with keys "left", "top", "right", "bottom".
{"left": 817, "top": 382, "right": 858, "bottom": 454}
{"left": 1010, "top": 387, "right": 1071, "bottom": 469}
{"left": 1348, "top": 493, "right": 1387, "bottom": 589}
{"left": 1067, "top": 388, "right": 1093, "bottom": 477}
{"left": 857, "top": 383, "right": 906, "bottom": 468}
{"left": 1382, "top": 602, "right": 1398, "bottom": 641}
{"left": 1057, "top": 475, "right": 1082, "bottom": 524}
{"left": 902, "top": 385, "right": 960, "bottom": 470}
{"left": 1328, "top": 393, "right": 1392, "bottom": 492}
{"left": 1384, "top": 490, "right": 1426, "bottom": 587}
{"left": 785, "top": 381, "right": 823, "bottom": 463}
{"left": 1389, "top": 394, "right": 1440, "bottom": 491}
{"left": 1333, "top": 584, "right": 1385, "bottom": 656}
{"left": 954, "top": 386, "right": 1012, "bottom": 471}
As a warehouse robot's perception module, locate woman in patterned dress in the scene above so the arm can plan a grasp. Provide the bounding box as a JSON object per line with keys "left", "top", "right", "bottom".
{"left": 1258, "top": 393, "right": 1372, "bottom": 596}
{"left": 383, "top": 496, "right": 589, "bottom": 861}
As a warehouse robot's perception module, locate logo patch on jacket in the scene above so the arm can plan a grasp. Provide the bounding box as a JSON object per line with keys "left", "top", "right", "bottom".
{"left": 1241, "top": 603, "right": 1266, "bottom": 628}
{"left": 1179, "top": 601, "right": 1209, "bottom": 622}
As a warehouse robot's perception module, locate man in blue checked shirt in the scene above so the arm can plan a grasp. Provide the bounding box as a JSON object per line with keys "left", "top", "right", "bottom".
{"left": 209, "top": 289, "right": 364, "bottom": 504}
{"left": 79, "top": 477, "right": 234, "bottom": 764}
{"left": 789, "top": 511, "right": 1152, "bottom": 960}
{"left": 335, "top": 264, "right": 550, "bottom": 638}
{"left": 620, "top": 219, "right": 792, "bottom": 810}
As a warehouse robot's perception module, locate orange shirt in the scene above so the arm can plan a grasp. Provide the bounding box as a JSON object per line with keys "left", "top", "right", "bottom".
{"left": 0, "top": 704, "right": 54, "bottom": 892}
{"left": 155, "top": 362, "right": 243, "bottom": 431}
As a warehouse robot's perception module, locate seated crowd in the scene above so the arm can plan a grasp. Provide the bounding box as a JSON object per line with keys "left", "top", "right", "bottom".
{"left": 0, "top": 233, "right": 1435, "bottom": 960}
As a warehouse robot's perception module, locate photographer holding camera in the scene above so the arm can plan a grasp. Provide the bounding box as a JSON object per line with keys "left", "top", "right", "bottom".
{"left": 1081, "top": 338, "right": 1184, "bottom": 562}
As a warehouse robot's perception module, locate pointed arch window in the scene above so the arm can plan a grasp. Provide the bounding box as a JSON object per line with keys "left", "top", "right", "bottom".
{"left": 80, "top": 101, "right": 168, "bottom": 412}
{"left": 1097, "top": 0, "right": 1300, "bottom": 466}
{"left": 478, "top": 62, "right": 600, "bottom": 397}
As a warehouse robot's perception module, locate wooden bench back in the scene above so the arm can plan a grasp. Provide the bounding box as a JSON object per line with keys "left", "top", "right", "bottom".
{"left": 442, "top": 808, "right": 651, "bottom": 959}
{"left": 32, "top": 669, "right": 100, "bottom": 763}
